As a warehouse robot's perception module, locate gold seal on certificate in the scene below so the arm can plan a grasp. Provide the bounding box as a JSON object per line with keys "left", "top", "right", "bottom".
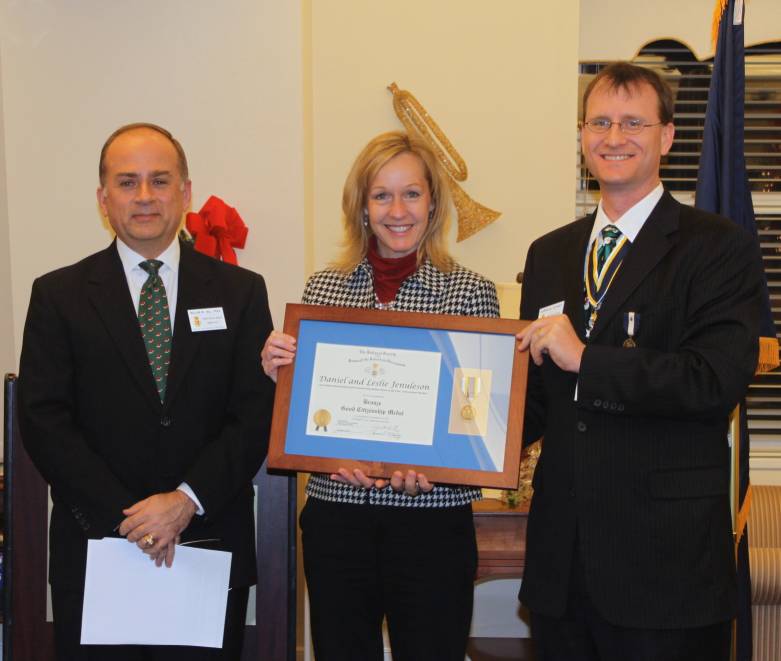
{"left": 449, "top": 368, "right": 492, "bottom": 436}
{"left": 313, "top": 409, "right": 331, "bottom": 431}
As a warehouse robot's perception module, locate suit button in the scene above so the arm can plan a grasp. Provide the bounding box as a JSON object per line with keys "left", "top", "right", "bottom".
{"left": 618, "top": 404, "right": 625, "bottom": 412}
{"left": 577, "top": 421, "right": 587, "bottom": 432}
{"left": 593, "top": 399, "right": 602, "bottom": 407}
{"left": 610, "top": 402, "right": 617, "bottom": 410}
{"left": 160, "top": 416, "right": 172, "bottom": 427}
{"left": 602, "top": 401, "right": 609, "bottom": 410}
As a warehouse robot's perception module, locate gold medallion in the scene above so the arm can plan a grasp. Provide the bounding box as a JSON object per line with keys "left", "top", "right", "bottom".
{"left": 460, "top": 375, "right": 481, "bottom": 420}
{"left": 313, "top": 409, "right": 332, "bottom": 431}
{"left": 623, "top": 337, "right": 636, "bottom": 348}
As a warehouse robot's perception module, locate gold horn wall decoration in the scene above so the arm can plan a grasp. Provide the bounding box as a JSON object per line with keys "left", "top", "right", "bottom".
{"left": 388, "top": 82, "right": 501, "bottom": 242}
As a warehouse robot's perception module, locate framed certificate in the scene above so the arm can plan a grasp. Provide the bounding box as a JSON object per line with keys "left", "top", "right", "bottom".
{"left": 267, "top": 304, "right": 529, "bottom": 489}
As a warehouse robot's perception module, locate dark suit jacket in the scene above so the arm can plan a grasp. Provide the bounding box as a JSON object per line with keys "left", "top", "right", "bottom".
{"left": 18, "top": 241, "right": 275, "bottom": 591}
{"left": 519, "top": 192, "right": 763, "bottom": 628}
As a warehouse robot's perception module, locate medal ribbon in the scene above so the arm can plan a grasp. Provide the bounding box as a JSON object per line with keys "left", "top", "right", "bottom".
{"left": 585, "top": 235, "right": 630, "bottom": 309}
{"left": 584, "top": 226, "right": 630, "bottom": 335}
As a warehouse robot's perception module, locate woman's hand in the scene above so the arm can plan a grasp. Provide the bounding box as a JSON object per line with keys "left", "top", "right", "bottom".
{"left": 261, "top": 330, "right": 297, "bottom": 383}
{"left": 384, "top": 470, "right": 434, "bottom": 497}
{"left": 330, "top": 468, "right": 378, "bottom": 489}
{"left": 330, "top": 468, "right": 434, "bottom": 496}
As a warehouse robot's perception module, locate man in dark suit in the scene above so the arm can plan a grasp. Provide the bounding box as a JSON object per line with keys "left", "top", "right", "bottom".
{"left": 18, "top": 123, "right": 274, "bottom": 660}
{"left": 517, "top": 63, "right": 763, "bottom": 660}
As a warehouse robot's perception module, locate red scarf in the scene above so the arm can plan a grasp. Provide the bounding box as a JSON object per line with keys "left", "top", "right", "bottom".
{"left": 367, "top": 237, "right": 418, "bottom": 304}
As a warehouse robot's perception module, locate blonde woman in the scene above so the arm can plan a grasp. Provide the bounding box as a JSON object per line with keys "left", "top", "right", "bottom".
{"left": 262, "top": 131, "right": 499, "bottom": 661}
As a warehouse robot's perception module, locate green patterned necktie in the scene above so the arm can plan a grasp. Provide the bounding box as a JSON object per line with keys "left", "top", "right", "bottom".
{"left": 597, "top": 224, "right": 622, "bottom": 273}
{"left": 138, "top": 259, "right": 172, "bottom": 401}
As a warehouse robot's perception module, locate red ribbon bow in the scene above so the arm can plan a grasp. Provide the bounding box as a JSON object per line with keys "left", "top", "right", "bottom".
{"left": 185, "top": 195, "right": 248, "bottom": 265}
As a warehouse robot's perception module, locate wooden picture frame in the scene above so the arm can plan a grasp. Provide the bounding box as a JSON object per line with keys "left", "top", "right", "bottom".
{"left": 268, "top": 304, "right": 529, "bottom": 489}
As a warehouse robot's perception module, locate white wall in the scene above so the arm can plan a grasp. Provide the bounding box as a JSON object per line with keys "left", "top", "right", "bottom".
{"left": 0, "top": 0, "right": 609, "bottom": 376}
{"left": 0, "top": 0, "right": 306, "bottom": 369}
{"left": 580, "top": 0, "right": 781, "bottom": 61}
{"left": 309, "top": 0, "right": 581, "bottom": 285}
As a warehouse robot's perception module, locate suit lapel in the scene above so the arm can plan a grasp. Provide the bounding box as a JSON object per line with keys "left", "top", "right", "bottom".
{"left": 164, "top": 245, "right": 214, "bottom": 408}
{"left": 88, "top": 244, "right": 162, "bottom": 411}
{"left": 589, "top": 192, "right": 680, "bottom": 341}
{"left": 563, "top": 216, "right": 594, "bottom": 342}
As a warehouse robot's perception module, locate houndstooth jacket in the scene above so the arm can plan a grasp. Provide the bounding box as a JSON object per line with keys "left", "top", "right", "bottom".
{"left": 302, "top": 257, "right": 500, "bottom": 508}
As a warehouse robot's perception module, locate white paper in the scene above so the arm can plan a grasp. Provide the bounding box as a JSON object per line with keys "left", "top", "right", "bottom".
{"left": 81, "top": 538, "right": 232, "bottom": 648}
{"left": 306, "top": 342, "right": 441, "bottom": 445}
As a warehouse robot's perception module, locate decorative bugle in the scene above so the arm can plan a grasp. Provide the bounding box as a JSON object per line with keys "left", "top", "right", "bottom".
{"left": 388, "top": 82, "right": 501, "bottom": 242}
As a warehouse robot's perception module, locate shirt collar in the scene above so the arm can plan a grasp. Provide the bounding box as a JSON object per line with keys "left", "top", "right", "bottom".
{"left": 589, "top": 183, "right": 664, "bottom": 247}
{"left": 116, "top": 237, "right": 181, "bottom": 274}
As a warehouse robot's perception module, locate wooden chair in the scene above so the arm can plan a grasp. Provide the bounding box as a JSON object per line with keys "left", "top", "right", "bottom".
{"left": 748, "top": 484, "right": 781, "bottom": 661}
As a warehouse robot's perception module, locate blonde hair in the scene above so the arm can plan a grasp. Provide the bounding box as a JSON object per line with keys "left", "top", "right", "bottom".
{"left": 332, "top": 131, "right": 454, "bottom": 273}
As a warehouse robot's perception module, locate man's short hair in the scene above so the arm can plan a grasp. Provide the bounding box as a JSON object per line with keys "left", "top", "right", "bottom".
{"left": 98, "top": 122, "right": 189, "bottom": 185}
{"left": 582, "top": 62, "right": 675, "bottom": 125}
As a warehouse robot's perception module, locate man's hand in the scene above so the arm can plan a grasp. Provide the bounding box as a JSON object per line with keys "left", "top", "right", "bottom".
{"left": 517, "top": 314, "right": 585, "bottom": 373}
{"left": 261, "top": 330, "right": 297, "bottom": 383}
{"left": 148, "top": 538, "right": 179, "bottom": 568}
{"left": 119, "top": 491, "right": 197, "bottom": 566}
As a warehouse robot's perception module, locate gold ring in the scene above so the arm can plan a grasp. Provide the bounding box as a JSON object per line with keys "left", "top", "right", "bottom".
{"left": 143, "top": 534, "right": 155, "bottom": 547}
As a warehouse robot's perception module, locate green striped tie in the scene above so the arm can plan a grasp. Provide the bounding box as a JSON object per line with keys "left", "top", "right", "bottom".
{"left": 138, "top": 260, "right": 172, "bottom": 401}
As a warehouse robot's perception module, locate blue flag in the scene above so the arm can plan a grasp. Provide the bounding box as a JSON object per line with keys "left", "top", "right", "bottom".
{"left": 695, "top": 3, "right": 778, "bottom": 660}
{"left": 695, "top": 0, "right": 776, "bottom": 341}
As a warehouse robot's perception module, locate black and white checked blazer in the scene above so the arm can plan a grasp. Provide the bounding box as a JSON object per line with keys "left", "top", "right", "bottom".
{"left": 303, "top": 258, "right": 500, "bottom": 507}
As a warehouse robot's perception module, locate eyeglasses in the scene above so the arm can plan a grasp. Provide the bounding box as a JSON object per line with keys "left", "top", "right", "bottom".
{"left": 581, "top": 118, "right": 665, "bottom": 135}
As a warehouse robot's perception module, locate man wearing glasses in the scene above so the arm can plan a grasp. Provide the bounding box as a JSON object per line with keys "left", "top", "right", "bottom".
{"left": 516, "top": 62, "right": 763, "bottom": 660}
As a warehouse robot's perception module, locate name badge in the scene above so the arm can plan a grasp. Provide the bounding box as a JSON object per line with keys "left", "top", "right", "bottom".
{"left": 188, "top": 307, "right": 227, "bottom": 332}
{"left": 538, "top": 300, "right": 565, "bottom": 318}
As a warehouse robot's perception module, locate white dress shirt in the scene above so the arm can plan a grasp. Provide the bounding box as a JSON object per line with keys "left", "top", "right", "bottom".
{"left": 585, "top": 183, "right": 664, "bottom": 265}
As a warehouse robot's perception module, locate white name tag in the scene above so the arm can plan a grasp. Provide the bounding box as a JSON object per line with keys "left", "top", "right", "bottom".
{"left": 538, "top": 301, "right": 565, "bottom": 319}
{"left": 187, "top": 307, "right": 227, "bottom": 332}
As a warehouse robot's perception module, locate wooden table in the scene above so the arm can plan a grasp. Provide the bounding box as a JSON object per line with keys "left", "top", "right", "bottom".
{"left": 473, "top": 498, "right": 528, "bottom": 579}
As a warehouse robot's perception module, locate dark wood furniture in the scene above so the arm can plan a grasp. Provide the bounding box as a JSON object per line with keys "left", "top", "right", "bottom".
{"left": 473, "top": 498, "right": 528, "bottom": 579}
{"left": 469, "top": 498, "right": 536, "bottom": 661}
{"left": 2, "top": 373, "right": 296, "bottom": 661}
